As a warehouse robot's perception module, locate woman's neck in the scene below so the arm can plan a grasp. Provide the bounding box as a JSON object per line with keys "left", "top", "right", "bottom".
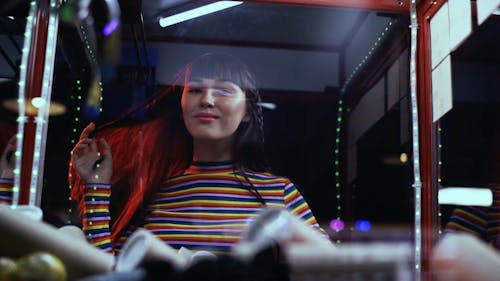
{"left": 192, "top": 138, "right": 233, "bottom": 162}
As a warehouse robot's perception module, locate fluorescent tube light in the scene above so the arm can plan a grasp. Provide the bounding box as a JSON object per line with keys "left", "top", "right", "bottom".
{"left": 438, "top": 187, "right": 493, "bottom": 206}
{"left": 159, "top": 1, "right": 243, "bottom": 28}
{"left": 257, "top": 102, "right": 277, "bottom": 110}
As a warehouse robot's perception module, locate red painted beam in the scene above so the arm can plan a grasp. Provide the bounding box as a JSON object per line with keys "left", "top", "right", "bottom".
{"left": 19, "top": 1, "right": 50, "bottom": 205}
{"left": 244, "top": 0, "right": 410, "bottom": 13}
{"left": 416, "top": 0, "right": 445, "bottom": 279}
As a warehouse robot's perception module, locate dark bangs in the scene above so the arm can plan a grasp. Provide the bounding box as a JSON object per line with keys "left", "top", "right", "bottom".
{"left": 186, "top": 53, "right": 257, "bottom": 95}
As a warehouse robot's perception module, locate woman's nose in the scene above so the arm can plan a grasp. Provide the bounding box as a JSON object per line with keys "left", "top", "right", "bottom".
{"left": 200, "top": 89, "right": 215, "bottom": 107}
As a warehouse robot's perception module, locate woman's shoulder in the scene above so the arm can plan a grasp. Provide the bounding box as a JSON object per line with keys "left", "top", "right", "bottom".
{"left": 241, "top": 169, "right": 292, "bottom": 184}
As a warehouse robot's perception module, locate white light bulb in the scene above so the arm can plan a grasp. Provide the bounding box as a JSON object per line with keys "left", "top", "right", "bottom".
{"left": 31, "top": 97, "right": 46, "bottom": 108}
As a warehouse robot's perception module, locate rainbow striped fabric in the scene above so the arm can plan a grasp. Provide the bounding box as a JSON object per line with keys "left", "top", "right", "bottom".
{"left": 0, "top": 178, "right": 13, "bottom": 205}
{"left": 445, "top": 185, "right": 500, "bottom": 248}
{"left": 114, "top": 161, "right": 323, "bottom": 255}
{"left": 83, "top": 184, "right": 113, "bottom": 252}
{"left": 0, "top": 163, "right": 324, "bottom": 254}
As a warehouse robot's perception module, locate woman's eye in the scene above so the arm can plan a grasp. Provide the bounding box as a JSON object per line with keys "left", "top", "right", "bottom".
{"left": 214, "top": 88, "right": 233, "bottom": 95}
{"left": 187, "top": 87, "right": 202, "bottom": 93}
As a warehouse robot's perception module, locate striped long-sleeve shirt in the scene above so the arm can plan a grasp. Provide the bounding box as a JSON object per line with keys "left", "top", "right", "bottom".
{"left": 85, "top": 161, "right": 324, "bottom": 255}
{"left": 445, "top": 185, "right": 500, "bottom": 248}
{"left": 0, "top": 178, "right": 13, "bottom": 205}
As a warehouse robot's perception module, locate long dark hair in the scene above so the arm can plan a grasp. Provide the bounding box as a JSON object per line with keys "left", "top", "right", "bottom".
{"left": 184, "top": 52, "right": 270, "bottom": 204}
{"left": 184, "top": 52, "right": 269, "bottom": 171}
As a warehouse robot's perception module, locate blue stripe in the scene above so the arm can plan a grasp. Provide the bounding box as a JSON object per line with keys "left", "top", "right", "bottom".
{"left": 449, "top": 216, "right": 487, "bottom": 237}
{"left": 148, "top": 208, "right": 259, "bottom": 214}
{"left": 153, "top": 195, "right": 267, "bottom": 204}
{"left": 151, "top": 230, "right": 240, "bottom": 235}
{"left": 145, "top": 219, "right": 247, "bottom": 225}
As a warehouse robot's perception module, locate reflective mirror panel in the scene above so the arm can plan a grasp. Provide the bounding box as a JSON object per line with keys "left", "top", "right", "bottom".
{"left": 41, "top": 1, "right": 413, "bottom": 238}
{"left": 43, "top": 3, "right": 413, "bottom": 236}
{"left": 19, "top": 1, "right": 414, "bottom": 271}
{"left": 439, "top": 15, "right": 500, "bottom": 238}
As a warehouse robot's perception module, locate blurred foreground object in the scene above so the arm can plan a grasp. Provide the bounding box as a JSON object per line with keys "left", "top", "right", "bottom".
{"left": 74, "top": 209, "right": 414, "bottom": 281}
{"left": 432, "top": 232, "right": 500, "bottom": 281}
{"left": 15, "top": 252, "right": 67, "bottom": 281}
{"left": 0, "top": 252, "right": 67, "bottom": 281}
{"left": 0, "top": 257, "right": 17, "bottom": 280}
{"left": 233, "top": 208, "right": 334, "bottom": 260}
{"left": 0, "top": 205, "right": 114, "bottom": 280}
{"left": 233, "top": 208, "right": 413, "bottom": 280}
{"left": 115, "top": 229, "right": 190, "bottom": 272}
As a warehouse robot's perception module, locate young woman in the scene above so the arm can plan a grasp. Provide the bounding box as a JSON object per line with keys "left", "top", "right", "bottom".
{"left": 3, "top": 52, "right": 326, "bottom": 255}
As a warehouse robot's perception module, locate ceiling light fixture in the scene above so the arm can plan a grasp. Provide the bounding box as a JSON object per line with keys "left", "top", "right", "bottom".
{"left": 159, "top": 1, "right": 242, "bottom": 28}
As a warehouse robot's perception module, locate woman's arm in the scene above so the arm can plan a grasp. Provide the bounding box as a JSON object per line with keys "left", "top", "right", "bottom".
{"left": 82, "top": 183, "right": 113, "bottom": 253}
{"left": 283, "top": 180, "right": 326, "bottom": 237}
{"left": 71, "top": 123, "right": 115, "bottom": 253}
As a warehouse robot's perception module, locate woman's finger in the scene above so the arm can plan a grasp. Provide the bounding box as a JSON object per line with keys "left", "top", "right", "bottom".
{"left": 71, "top": 139, "right": 92, "bottom": 156}
{"left": 1, "top": 135, "right": 16, "bottom": 159}
{"left": 79, "top": 123, "right": 95, "bottom": 140}
{"left": 6, "top": 135, "right": 16, "bottom": 147}
{"left": 99, "top": 139, "right": 112, "bottom": 158}
{"left": 90, "top": 139, "right": 99, "bottom": 157}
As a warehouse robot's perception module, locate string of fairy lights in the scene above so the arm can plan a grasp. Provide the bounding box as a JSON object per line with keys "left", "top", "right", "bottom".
{"left": 330, "top": 18, "right": 398, "bottom": 243}
{"left": 329, "top": 8, "right": 423, "bottom": 276}
{"left": 13, "top": 0, "right": 59, "bottom": 207}
{"left": 437, "top": 125, "right": 443, "bottom": 235}
{"left": 31, "top": 0, "right": 59, "bottom": 206}
{"left": 11, "top": 1, "right": 37, "bottom": 208}
{"left": 66, "top": 79, "right": 83, "bottom": 225}
{"left": 409, "top": 0, "right": 422, "bottom": 277}
{"left": 331, "top": 8, "right": 422, "bottom": 275}
{"left": 66, "top": 24, "right": 104, "bottom": 225}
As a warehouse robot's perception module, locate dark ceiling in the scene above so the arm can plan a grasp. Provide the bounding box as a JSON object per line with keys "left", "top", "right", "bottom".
{"left": 119, "top": 1, "right": 407, "bottom": 95}
{"left": 1, "top": 1, "right": 499, "bottom": 105}
{"left": 0, "top": 1, "right": 407, "bottom": 89}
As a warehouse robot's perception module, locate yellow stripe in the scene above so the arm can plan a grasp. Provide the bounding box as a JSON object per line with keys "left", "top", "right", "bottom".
{"left": 155, "top": 233, "right": 241, "bottom": 240}
{"left": 447, "top": 222, "right": 483, "bottom": 237}
{"left": 85, "top": 224, "right": 110, "bottom": 230}
{"left": 153, "top": 200, "right": 261, "bottom": 208}
{"left": 159, "top": 186, "right": 282, "bottom": 197}
{"left": 92, "top": 240, "right": 112, "bottom": 247}
{"left": 146, "top": 222, "right": 248, "bottom": 229}
{"left": 148, "top": 210, "right": 257, "bottom": 219}
{"left": 85, "top": 208, "right": 110, "bottom": 213}
{"left": 85, "top": 192, "right": 111, "bottom": 197}
{"left": 454, "top": 209, "right": 488, "bottom": 225}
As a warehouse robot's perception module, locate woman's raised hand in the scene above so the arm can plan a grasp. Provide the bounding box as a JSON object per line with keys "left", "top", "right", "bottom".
{"left": 71, "top": 123, "right": 113, "bottom": 184}
{"left": 0, "top": 135, "right": 16, "bottom": 179}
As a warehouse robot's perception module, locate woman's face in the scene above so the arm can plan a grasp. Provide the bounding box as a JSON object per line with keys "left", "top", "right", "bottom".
{"left": 181, "top": 77, "right": 249, "bottom": 142}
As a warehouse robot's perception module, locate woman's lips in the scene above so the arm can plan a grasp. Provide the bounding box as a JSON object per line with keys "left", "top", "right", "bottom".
{"left": 194, "top": 113, "right": 218, "bottom": 121}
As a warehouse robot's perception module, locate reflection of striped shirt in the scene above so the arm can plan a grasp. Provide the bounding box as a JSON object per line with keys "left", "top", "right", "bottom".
{"left": 111, "top": 162, "right": 323, "bottom": 255}
{"left": 445, "top": 186, "right": 500, "bottom": 248}
{"left": 0, "top": 178, "right": 13, "bottom": 205}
